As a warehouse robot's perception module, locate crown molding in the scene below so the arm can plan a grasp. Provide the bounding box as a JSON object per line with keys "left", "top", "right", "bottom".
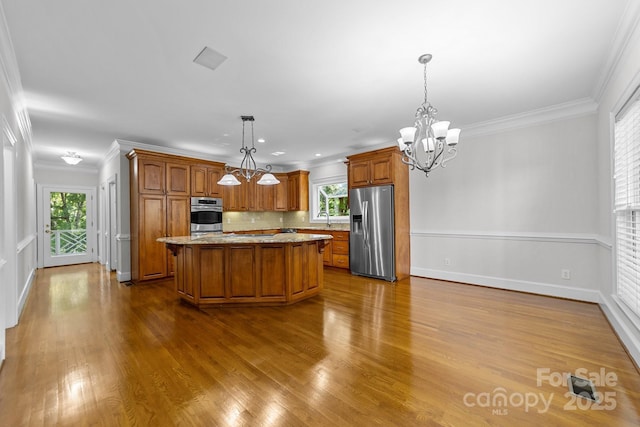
{"left": 33, "top": 161, "right": 99, "bottom": 174}
{"left": 0, "top": 2, "right": 31, "bottom": 147}
{"left": 461, "top": 97, "right": 598, "bottom": 138}
{"left": 592, "top": 0, "right": 640, "bottom": 102}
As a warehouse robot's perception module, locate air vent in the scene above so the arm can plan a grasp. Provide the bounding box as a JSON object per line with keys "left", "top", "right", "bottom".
{"left": 193, "top": 46, "right": 227, "bottom": 71}
{"left": 568, "top": 375, "right": 598, "bottom": 402}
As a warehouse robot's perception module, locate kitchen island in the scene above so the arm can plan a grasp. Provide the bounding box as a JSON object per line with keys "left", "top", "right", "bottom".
{"left": 158, "top": 233, "right": 332, "bottom": 307}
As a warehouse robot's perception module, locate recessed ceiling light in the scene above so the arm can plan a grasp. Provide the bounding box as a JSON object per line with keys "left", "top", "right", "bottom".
{"left": 271, "top": 151, "right": 285, "bottom": 156}
{"left": 257, "top": 138, "right": 265, "bottom": 143}
{"left": 193, "top": 46, "right": 227, "bottom": 71}
{"left": 314, "top": 153, "right": 322, "bottom": 157}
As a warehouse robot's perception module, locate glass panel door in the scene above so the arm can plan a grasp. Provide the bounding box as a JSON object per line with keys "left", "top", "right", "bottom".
{"left": 43, "top": 189, "right": 94, "bottom": 267}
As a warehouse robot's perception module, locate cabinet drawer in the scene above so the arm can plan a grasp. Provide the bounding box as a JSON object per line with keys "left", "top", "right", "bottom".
{"left": 332, "top": 240, "right": 349, "bottom": 255}
{"left": 332, "top": 254, "right": 349, "bottom": 269}
{"left": 332, "top": 231, "right": 349, "bottom": 241}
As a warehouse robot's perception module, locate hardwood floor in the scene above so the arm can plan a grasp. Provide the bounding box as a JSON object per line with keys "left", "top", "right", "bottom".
{"left": 1, "top": 263, "right": 639, "bottom": 426}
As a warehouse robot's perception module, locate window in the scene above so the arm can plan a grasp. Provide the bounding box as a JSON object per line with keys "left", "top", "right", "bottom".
{"left": 311, "top": 178, "right": 349, "bottom": 223}
{"left": 614, "top": 87, "right": 640, "bottom": 320}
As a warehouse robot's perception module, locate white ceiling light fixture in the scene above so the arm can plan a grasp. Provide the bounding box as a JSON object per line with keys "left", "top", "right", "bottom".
{"left": 217, "top": 116, "right": 280, "bottom": 186}
{"left": 61, "top": 151, "right": 83, "bottom": 165}
{"left": 397, "top": 54, "right": 461, "bottom": 177}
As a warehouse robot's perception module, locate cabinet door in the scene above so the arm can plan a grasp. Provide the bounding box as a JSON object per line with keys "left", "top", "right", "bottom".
{"left": 138, "top": 159, "right": 165, "bottom": 194}
{"left": 287, "top": 174, "right": 299, "bottom": 211}
{"left": 370, "top": 156, "right": 393, "bottom": 185}
{"left": 257, "top": 182, "right": 274, "bottom": 211}
{"left": 191, "top": 165, "right": 208, "bottom": 197}
{"left": 274, "top": 174, "right": 288, "bottom": 211}
{"left": 166, "top": 196, "right": 190, "bottom": 276}
{"left": 323, "top": 239, "right": 333, "bottom": 266}
{"left": 349, "top": 160, "right": 371, "bottom": 188}
{"left": 166, "top": 162, "right": 190, "bottom": 195}
{"left": 206, "top": 166, "right": 223, "bottom": 197}
{"left": 139, "top": 194, "right": 167, "bottom": 280}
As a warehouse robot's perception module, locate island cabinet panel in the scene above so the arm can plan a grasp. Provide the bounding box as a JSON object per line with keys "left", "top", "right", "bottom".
{"left": 183, "top": 246, "right": 195, "bottom": 298}
{"left": 259, "top": 245, "right": 286, "bottom": 297}
{"left": 228, "top": 246, "right": 257, "bottom": 298}
{"left": 163, "top": 235, "right": 329, "bottom": 307}
{"left": 199, "top": 247, "right": 225, "bottom": 298}
{"left": 305, "top": 242, "right": 320, "bottom": 291}
{"left": 290, "top": 243, "right": 304, "bottom": 295}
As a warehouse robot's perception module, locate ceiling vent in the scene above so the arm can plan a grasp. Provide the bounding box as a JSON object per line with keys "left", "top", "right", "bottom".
{"left": 193, "top": 46, "right": 227, "bottom": 71}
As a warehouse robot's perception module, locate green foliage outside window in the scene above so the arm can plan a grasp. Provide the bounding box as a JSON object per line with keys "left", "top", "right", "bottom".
{"left": 318, "top": 183, "right": 349, "bottom": 217}
{"left": 50, "top": 192, "right": 87, "bottom": 230}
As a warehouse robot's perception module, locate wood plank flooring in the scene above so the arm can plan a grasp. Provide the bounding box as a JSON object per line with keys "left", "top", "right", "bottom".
{"left": 0, "top": 263, "right": 639, "bottom": 426}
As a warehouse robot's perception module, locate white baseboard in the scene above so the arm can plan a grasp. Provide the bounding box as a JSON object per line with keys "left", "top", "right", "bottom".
{"left": 599, "top": 296, "right": 640, "bottom": 367}
{"left": 17, "top": 268, "right": 36, "bottom": 317}
{"left": 411, "top": 267, "right": 602, "bottom": 302}
{"left": 116, "top": 270, "right": 131, "bottom": 282}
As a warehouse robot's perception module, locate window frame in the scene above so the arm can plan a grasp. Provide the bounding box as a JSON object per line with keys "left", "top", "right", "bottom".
{"left": 613, "top": 85, "right": 640, "bottom": 325}
{"left": 310, "top": 175, "right": 349, "bottom": 224}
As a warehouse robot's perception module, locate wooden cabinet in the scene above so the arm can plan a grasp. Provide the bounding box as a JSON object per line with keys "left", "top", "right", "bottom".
{"left": 166, "top": 196, "right": 190, "bottom": 276}
{"left": 346, "top": 146, "right": 410, "bottom": 280}
{"left": 331, "top": 231, "right": 350, "bottom": 269}
{"left": 137, "top": 158, "right": 190, "bottom": 195}
{"left": 274, "top": 173, "right": 288, "bottom": 211}
{"left": 297, "top": 229, "right": 349, "bottom": 269}
{"left": 128, "top": 149, "right": 223, "bottom": 282}
{"left": 191, "top": 164, "right": 224, "bottom": 197}
{"left": 287, "top": 171, "right": 309, "bottom": 211}
{"left": 348, "top": 149, "right": 394, "bottom": 188}
{"left": 171, "top": 239, "right": 326, "bottom": 307}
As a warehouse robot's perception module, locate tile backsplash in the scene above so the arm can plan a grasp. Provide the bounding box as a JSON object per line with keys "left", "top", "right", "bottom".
{"left": 222, "top": 210, "right": 349, "bottom": 231}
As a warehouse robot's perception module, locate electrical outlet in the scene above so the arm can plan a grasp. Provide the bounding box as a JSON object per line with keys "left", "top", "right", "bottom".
{"left": 251, "top": 218, "right": 255, "bottom": 223}
{"left": 227, "top": 218, "right": 231, "bottom": 224}
{"left": 280, "top": 217, "right": 283, "bottom": 223}
{"left": 444, "top": 258, "right": 451, "bottom": 266}
{"left": 561, "top": 269, "right": 571, "bottom": 280}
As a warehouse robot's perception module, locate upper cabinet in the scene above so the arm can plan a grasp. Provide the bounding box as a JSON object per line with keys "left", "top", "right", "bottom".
{"left": 191, "top": 164, "right": 224, "bottom": 197}
{"left": 347, "top": 148, "right": 395, "bottom": 188}
{"left": 223, "top": 171, "right": 307, "bottom": 212}
{"left": 287, "top": 170, "right": 309, "bottom": 211}
{"left": 136, "top": 156, "right": 190, "bottom": 195}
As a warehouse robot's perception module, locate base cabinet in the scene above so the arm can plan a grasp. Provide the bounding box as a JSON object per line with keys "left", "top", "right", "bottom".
{"left": 172, "top": 240, "right": 325, "bottom": 307}
{"left": 297, "top": 229, "right": 349, "bottom": 269}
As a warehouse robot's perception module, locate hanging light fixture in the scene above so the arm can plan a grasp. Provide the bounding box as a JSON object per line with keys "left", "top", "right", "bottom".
{"left": 217, "top": 116, "right": 280, "bottom": 186}
{"left": 61, "top": 151, "right": 83, "bottom": 165}
{"left": 397, "top": 54, "right": 460, "bottom": 177}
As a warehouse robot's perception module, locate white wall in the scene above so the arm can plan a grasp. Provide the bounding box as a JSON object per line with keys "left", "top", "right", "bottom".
{"left": 594, "top": 5, "right": 640, "bottom": 364}
{"left": 0, "top": 0, "right": 36, "bottom": 365}
{"left": 97, "top": 141, "right": 131, "bottom": 281}
{"left": 410, "top": 113, "right": 603, "bottom": 301}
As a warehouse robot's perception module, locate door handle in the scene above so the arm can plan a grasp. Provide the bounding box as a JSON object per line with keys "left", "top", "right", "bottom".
{"left": 45, "top": 230, "right": 50, "bottom": 234}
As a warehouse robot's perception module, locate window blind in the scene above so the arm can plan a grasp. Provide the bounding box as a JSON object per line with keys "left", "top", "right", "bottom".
{"left": 614, "top": 89, "right": 640, "bottom": 318}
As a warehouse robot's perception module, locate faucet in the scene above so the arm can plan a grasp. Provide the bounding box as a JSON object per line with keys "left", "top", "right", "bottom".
{"left": 319, "top": 210, "right": 331, "bottom": 227}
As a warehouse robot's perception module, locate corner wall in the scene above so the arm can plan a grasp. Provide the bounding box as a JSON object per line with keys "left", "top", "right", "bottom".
{"left": 410, "top": 113, "right": 602, "bottom": 301}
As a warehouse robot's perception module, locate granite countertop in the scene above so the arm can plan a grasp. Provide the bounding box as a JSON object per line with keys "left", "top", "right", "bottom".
{"left": 158, "top": 232, "right": 333, "bottom": 245}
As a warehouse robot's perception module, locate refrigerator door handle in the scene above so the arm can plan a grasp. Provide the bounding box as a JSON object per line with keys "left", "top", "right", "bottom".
{"left": 362, "top": 200, "right": 369, "bottom": 247}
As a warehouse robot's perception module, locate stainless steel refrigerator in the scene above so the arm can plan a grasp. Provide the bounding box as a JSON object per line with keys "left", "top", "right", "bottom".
{"left": 349, "top": 185, "right": 395, "bottom": 281}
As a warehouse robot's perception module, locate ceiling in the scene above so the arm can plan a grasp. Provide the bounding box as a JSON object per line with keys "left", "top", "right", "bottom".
{"left": 1, "top": 0, "right": 635, "bottom": 169}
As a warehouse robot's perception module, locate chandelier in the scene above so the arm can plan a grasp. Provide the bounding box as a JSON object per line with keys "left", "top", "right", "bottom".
{"left": 397, "top": 54, "right": 460, "bottom": 177}
{"left": 61, "top": 151, "right": 83, "bottom": 165}
{"left": 217, "top": 116, "right": 280, "bottom": 186}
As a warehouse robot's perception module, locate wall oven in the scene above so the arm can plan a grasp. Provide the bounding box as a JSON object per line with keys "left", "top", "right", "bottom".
{"left": 190, "top": 197, "right": 223, "bottom": 235}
